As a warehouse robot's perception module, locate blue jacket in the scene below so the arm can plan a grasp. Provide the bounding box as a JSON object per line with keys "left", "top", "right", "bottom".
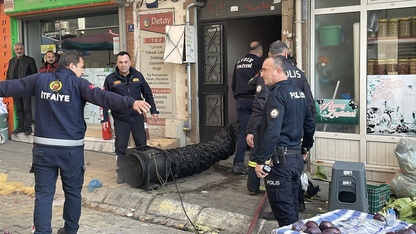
{"left": 0, "top": 68, "right": 136, "bottom": 142}
{"left": 255, "top": 79, "right": 315, "bottom": 164}
{"left": 102, "top": 67, "right": 158, "bottom": 122}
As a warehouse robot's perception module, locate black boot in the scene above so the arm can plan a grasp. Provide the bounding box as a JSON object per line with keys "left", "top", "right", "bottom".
{"left": 116, "top": 169, "right": 125, "bottom": 184}
{"left": 261, "top": 211, "right": 275, "bottom": 220}
{"left": 11, "top": 127, "right": 24, "bottom": 134}
{"left": 247, "top": 166, "right": 260, "bottom": 195}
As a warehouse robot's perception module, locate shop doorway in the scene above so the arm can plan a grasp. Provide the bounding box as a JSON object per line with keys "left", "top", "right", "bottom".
{"left": 198, "top": 16, "right": 281, "bottom": 142}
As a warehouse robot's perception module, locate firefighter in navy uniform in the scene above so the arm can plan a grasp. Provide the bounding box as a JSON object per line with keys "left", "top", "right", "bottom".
{"left": 0, "top": 51, "right": 152, "bottom": 234}
{"left": 231, "top": 41, "right": 264, "bottom": 174}
{"left": 255, "top": 56, "right": 315, "bottom": 227}
{"left": 101, "top": 51, "right": 159, "bottom": 184}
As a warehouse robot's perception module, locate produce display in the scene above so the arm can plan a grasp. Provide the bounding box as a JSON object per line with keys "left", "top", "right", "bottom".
{"left": 290, "top": 213, "right": 415, "bottom": 233}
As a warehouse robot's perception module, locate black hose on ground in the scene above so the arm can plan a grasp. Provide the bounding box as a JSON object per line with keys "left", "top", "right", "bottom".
{"left": 124, "top": 122, "right": 239, "bottom": 190}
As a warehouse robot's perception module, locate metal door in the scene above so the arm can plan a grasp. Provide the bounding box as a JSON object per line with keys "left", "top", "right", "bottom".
{"left": 198, "top": 22, "right": 228, "bottom": 142}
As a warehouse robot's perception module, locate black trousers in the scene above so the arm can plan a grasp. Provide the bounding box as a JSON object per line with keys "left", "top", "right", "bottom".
{"left": 265, "top": 153, "right": 304, "bottom": 227}
{"left": 13, "top": 96, "right": 32, "bottom": 130}
{"left": 113, "top": 115, "right": 146, "bottom": 171}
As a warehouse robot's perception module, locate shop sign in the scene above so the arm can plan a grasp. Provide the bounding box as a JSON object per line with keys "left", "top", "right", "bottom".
{"left": 139, "top": 9, "right": 175, "bottom": 126}
{"left": 367, "top": 75, "right": 416, "bottom": 136}
{"left": 40, "top": 44, "right": 56, "bottom": 54}
{"left": 4, "top": 0, "right": 116, "bottom": 14}
{"left": 316, "top": 99, "right": 359, "bottom": 125}
{"left": 4, "top": 0, "right": 14, "bottom": 12}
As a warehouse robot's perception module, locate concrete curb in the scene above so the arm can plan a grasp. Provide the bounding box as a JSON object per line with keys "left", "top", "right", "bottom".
{"left": 82, "top": 186, "right": 255, "bottom": 233}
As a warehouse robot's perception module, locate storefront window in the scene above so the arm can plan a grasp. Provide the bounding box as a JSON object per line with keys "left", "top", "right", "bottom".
{"left": 40, "top": 13, "right": 119, "bottom": 125}
{"left": 314, "top": 12, "right": 360, "bottom": 133}
{"left": 40, "top": 14, "right": 119, "bottom": 68}
{"left": 366, "top": 7, "right": 416, "bottom": 136}
{"left": 315, "top": 0, "right": 360, "bottom": 9}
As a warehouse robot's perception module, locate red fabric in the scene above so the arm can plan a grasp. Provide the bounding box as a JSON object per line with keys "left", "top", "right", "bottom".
{"left": 39, "top": 62, "right": 58, "bottom": 72}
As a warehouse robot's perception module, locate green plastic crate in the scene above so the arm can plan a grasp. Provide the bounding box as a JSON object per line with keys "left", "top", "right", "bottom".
{"left": 367, "top": 183, "right": 390, "bottom": 214}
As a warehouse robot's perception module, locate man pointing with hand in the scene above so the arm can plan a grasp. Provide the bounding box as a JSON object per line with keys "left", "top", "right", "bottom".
{"left": 0, "top": 50, "right": 150, "bottom": 234}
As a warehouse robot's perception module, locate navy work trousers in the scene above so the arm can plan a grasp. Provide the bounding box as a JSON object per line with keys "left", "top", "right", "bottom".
{"left": 265, "top": 153, "right": 304, "bottom": 227}
{"left": 32, "top": 145, "right": 85, "bottom": 234}
{"left": 235, "top": 98, "right": 253, "bottom": 163}
{"left": 113, "top": 114, "right": 146, "bottom": 170}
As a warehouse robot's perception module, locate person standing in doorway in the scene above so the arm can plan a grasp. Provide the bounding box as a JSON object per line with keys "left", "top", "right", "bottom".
{"left": 6, "top": 42, "right": 37, "bottom": 135}
{"left": 255, "top": 56, "right": 315, "bottom": 227}
{"left": 231, "top": 41, "right": 264, "bottom": 175}
{"left": 39, "top": 50, "right": 58, "bottom": 72}
{"left": 0, "top": 50, "right": 152, "bottom": 234}
{"left": 101, "top": 51, "right": 159, "bottom": 184}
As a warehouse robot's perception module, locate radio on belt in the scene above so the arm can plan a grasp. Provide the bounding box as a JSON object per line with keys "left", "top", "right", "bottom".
{"left": 262, "top": 165, "right": 271, "bottom": 173}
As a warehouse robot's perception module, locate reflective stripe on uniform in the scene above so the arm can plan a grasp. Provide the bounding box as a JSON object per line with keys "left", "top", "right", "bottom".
{"left": 34, "top": 136, "right": 84, "bottom": 147}
{"left": 248, "top": 160, "right": 257, "bottom": 168}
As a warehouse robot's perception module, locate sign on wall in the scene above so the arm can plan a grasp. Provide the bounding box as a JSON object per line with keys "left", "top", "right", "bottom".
{"left": 4, "top": 0, "right": 118, "bottom": 14}
{"left": 367, "top": 75, "right": 416, "bottom": 136}
{"left": 139, "top": 9, "right": 175, "bottom": 126}
{"left": 316, "top": 99, "right": 359, "bottom": 125}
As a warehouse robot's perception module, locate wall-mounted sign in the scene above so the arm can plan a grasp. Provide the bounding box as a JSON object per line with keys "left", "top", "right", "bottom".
{"left": 128, "top": 24, "right": 134, "bottom": 32}
{"left": 316, "top": 99, "right": 359, "bottom": 125}
{"left": 139, "top": 9, "right": 175, "bottom": 125}
{"left": 5, "top": 0, "right": 119, "bottom": 14}
{"left": 367, "top": 75, "right": 416, "bottom": 136}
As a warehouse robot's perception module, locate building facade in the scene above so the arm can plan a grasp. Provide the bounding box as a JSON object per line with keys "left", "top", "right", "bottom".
{"left": 3, "top": 0, "right": 416, "bottom": 182}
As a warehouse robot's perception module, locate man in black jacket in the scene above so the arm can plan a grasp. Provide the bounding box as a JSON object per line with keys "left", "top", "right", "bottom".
{"left": 101, "top": 51, "right": 159, "bottom": 184}
{"left": 231, "top": 41, "right": 264, "bottom": 174}
{"left": 6, "top": 42, "right": 37, "bottom": 135}
{"left": 255, "top": 56, "right": 315, "bottom": 227}
{"left": 246, "top": 41, "right": 318, "bottom": 215}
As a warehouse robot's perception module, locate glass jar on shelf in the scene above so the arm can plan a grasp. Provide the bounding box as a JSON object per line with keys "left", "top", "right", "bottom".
{"left": 399, "top": 17, "right": 411, "bottom": 38}
{"left": 398, "top": 58, "right": 410, "bottom": 75}
{"left": 388, "top": 18, "right": 399, "bottom": 37}
{"left": 412, "top": 16, "right": 416, "bottom": 37}
{"left": 410, "top": 58, "right": 416, "bottom": 74}
{"left": 378, "top": 19, "right": 388, "bottom": 38}
{"left": 386, "top": 59, "right": 398, "bottom": 75}
{"left": 368, "top": 59, "right": 376, "bottom": 75}
{"left": 375, "top": 60, "right": 387, "bottom": 75}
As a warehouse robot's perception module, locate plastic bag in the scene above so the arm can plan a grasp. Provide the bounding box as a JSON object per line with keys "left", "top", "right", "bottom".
{"left": 301, "top": 172, "right": 308, "bottom": 191}
{"left": 395, "top": 137, "right": 416, "bottom": 176}
{"left": 391, "top": 137, "right": 416, "bottom": 197}
{"left": 87, "top": 178, "right": 103, "bottom": 192}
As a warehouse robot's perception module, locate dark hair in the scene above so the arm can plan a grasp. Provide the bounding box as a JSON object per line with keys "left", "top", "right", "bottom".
{"left": 116, "top": 51, "right": 131, "bottom": 60}
{"left": 58, "top": 51, "right": 82, "bottom": 68}
{"left": 45, "top": 50, "right": 56, "bottom": 57}
{"left": 269, "top": 40, "right": 288, "bottom": 56}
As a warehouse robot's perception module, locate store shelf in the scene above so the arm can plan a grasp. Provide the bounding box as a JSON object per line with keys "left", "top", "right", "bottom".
{"left": 368, "top": 37, "right": 416, "bottom": 44}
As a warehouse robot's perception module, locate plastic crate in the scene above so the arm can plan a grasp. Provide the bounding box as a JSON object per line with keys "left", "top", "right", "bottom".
{"left": 367, "top": 183, "right": 390, "bottom": 213}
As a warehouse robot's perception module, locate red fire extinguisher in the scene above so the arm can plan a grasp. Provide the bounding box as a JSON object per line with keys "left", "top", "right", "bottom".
{"left": 144, "top": 114, "right": 150, "bottom": 141}
{"left": 100, "top": 107, "right": 112, "bottom": 140}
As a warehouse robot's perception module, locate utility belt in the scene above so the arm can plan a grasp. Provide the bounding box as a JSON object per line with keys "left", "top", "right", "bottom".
{"left": 272, "top": 146, "right": 301, "bottom": 165}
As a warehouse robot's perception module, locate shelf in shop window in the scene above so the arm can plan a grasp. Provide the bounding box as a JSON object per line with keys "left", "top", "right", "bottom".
{"left": 368, "top": 37, "right": 416, "bottom": 44}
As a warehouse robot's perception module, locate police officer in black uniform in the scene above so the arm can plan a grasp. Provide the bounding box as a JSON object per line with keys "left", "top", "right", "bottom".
{"left": 246, "top": 41, "right": 316, "bottom": 201}
{"left": 255, "top": 56, "right": 315, "bottom": 227}
{"left": 0, "top": 51, "right": 152, "bottom": 234}
{"left": 231, "top": 41, "right": 264, "bottom": 174}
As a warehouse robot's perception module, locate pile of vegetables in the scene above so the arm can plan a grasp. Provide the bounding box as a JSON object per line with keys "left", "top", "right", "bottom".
{"left": 383, "top": 197, "right": 416, "bottom": 224}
